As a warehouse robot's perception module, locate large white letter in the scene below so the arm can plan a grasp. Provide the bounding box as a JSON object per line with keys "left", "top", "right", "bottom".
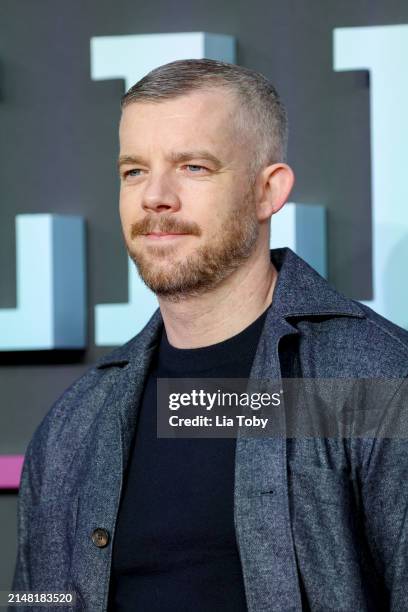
{"left": 0, "top": 215, "right": 86, "bottom": 350}
{"left": 334, "top": 25, "right": 408, "bottom": 329}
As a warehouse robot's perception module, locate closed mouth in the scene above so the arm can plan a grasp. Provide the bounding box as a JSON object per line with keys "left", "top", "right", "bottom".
{"left": 146, "top": 232, "right": 187, "bottom": 236}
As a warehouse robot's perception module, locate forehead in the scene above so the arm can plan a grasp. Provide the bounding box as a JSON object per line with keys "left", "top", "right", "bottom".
{"left": 119, "top": 88, "right": 243, "bottom": 152}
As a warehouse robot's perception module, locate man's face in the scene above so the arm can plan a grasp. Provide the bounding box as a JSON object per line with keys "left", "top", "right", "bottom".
{"left": 118, "top": 88, "right": 260, "bottom": 301}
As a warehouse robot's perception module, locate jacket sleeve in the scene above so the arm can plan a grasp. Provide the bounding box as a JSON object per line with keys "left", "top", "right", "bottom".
{"left": 11, "top": 437, "right": 43, "bottom": 592}
{"left": 361, "top": 376, "right": 408, "bottom": 610}
{"left": 10, "top": 364, "right": 106, "bottom": 594}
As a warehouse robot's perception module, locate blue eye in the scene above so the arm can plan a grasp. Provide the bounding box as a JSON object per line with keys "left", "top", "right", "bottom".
{"left": 186, "top": 165, "right": 206, "bottom": 172}
{"left": 121, "top": 168, "right": 144, "bottom": 181}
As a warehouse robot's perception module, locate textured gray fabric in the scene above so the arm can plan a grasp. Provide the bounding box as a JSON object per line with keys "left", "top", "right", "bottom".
{"left": 11, "top": 248, "right": 408, "bottom": 611}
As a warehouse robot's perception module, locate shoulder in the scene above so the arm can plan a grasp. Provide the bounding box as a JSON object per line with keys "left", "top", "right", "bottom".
{"left": 24, "top": 306, "right": 164, "bottom": 491}
{"left": 26, "top": 307, "right": 163, "bottom": 464}
{"left": 23, "top": 363, "right": 114, "bottom": 496}
{"left": 271, "top": 249, "right": 408, "bottom": 377}
{"left": 295, "top": 299, "right": 408, "bottom": 378}
{"left": 346, "top": 300, "right": 408, "bottom": 376}
{"left": 356, "top": 301, "right": 408, "bottom": 357}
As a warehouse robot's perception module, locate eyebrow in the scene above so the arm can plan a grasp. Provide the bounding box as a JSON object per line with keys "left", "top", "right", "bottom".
{"left": 117, "top": 150, "right": 223, "bottom": 171}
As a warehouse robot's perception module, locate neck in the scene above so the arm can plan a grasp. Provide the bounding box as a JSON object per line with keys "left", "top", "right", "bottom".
{"left": 157, "top": 247, "right": 277, "bottom": 349}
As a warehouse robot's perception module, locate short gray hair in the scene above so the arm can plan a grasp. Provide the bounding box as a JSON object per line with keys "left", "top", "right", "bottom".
{"left": 121, "top": 59, "right": 288, "bottom": 177}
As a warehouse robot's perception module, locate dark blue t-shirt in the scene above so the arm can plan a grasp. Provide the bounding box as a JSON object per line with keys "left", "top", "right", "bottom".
{"left": 108, "top": 306, "right": 270, "bottom": 611}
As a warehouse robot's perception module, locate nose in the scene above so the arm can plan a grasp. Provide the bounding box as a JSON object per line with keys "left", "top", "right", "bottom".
{"left": 141, "top": 170, "right": 181, "bottom": 214}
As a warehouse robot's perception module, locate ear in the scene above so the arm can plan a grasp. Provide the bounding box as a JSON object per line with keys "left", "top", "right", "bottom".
{"left": 255, "top": 163, "right": 295, "bottom": 222}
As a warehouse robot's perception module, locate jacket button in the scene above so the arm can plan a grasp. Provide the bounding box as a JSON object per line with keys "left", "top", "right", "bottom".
{"left": 91, "top": 528, "right": 110, "bottom": 548}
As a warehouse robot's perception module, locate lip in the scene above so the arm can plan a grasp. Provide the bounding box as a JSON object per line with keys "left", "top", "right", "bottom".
{"left": 144, "top": 232, "right": 188, "bottom": 240}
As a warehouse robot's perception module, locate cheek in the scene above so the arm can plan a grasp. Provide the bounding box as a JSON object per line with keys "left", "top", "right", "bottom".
{"left": 181, "top": 180, "right": 223, "bottom": 213}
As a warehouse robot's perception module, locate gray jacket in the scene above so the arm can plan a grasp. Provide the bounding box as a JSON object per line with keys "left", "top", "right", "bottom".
{"left": 12, "top": 248, "right": 408, "bottom": 611}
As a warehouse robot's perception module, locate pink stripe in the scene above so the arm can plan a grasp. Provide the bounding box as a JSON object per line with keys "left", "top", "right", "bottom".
{"left": 0, "top": 455, "right": 24, "bottom": 489}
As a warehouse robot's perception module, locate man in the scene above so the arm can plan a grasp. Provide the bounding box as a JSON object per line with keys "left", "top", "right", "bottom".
{"left": 12, "top": 59, "right": 408, "bottom": 611}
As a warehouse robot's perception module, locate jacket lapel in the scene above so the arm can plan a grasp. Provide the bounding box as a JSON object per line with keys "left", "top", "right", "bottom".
{"left": 234, "top": 309, "right": 303, "bottom": 611}
{"left": 234, "top": 247, "right": 364, "bottom": 611}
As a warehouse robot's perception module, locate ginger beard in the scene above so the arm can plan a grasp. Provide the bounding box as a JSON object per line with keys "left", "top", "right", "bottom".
{"left": 124, "top": 183, "right": 259, "bottom": 303}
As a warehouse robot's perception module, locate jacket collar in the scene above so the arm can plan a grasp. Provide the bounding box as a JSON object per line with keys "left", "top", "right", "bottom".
{"left": 96, "top": 247, "right": 364, "bottom": 369}
{"left": 269, "top": 247, "right": 364, "bottom": 320}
